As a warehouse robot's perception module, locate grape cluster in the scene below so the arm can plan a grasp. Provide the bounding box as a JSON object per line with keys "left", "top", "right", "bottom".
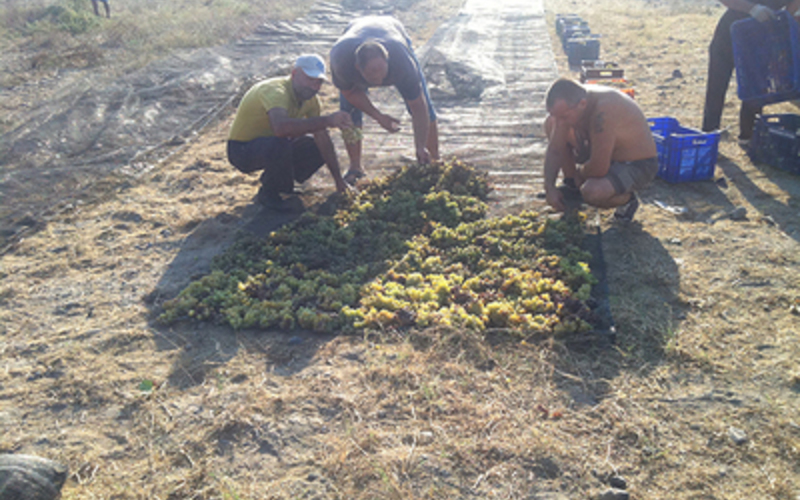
{"left": 346, "top": 212, "right": 597, "bottom": 334}
{"left": 340, "top": 127, "right": 364, "bottom": 144}
{"left": 159, "top": 159, "right": 597, "bottom": 336}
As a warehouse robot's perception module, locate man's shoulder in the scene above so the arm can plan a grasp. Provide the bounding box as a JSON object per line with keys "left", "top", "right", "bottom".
{"left": 252, "top": 76, "right": 290, "bottom": 90}
{"left": 244, "top": 77, "right": 293, "bottom": 111}
{"left": 591, "top": 88, "right": 642, "bottom": 117}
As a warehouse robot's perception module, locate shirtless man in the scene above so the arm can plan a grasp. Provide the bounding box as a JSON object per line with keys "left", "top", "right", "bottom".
{"left": 543, "top": 78, "right": 658, "bottom": 222}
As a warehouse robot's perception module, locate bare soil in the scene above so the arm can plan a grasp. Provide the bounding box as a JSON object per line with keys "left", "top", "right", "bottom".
{"left": 1, "top": 0, "right": 799, "bottom": 498}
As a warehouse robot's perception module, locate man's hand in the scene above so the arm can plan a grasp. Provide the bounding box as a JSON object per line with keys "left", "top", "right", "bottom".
{"left": 334, "top": 177, "right": 356, "bottom": 194}
{"left": 545, "top": 188, "right": 566, "bottom": 213}
{"left": 416, "top": 147, "right": 431, "bottom": 165}
{"left": 327, "top": 111, "right": 354, "bottom": 129}
{"left": 749, "top": 4, "right": 776, "bottom": 22}
{"left": 376, "top": 113, "right": 401, "bottom": 133}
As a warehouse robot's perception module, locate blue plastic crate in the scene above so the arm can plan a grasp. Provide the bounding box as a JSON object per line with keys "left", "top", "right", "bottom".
{"left": 731, "top": 11, "right": 800, "bottom": 106}
{"left": 747, "top": 113, "right": 800, "bottom": 175}
{"left": 566, "top": 36, "right": 600, "bottom": 67}
{"left": 648, "top": 117, "right": 720, "bottom": 183}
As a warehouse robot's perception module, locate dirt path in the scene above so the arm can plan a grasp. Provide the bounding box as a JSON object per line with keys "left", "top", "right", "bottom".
{"left": 353, "top": 0, "right": 555, "bottom": 210}
{"left": 0, "top": 0, "right": 553, "bottom": 248}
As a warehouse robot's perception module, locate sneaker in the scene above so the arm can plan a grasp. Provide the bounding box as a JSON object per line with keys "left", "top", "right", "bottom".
{"left": 256, "top": 187, "right": 292, "bottom": 212}
{"left": 343, "top": 169, "right": 366, "bottom": 186}
{"left": 614, "top": 193, "right": 639, "bottom": 222}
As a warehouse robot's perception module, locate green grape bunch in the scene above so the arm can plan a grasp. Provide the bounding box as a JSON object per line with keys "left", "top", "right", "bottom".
{"left": 340, "top": 127, "right": 363, "bottom": 144}
{"left": 159, "top": 160, "right": 598, "bottom": 337}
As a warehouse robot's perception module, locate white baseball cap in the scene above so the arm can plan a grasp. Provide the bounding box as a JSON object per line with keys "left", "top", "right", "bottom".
{"left": 294, "top": 54, "right": 327, "bottom": 80}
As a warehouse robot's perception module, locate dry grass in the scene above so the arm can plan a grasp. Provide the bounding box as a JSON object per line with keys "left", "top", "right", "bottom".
{"left": 0, "top": 0, "right": 323, "bottom": 87}
{"left": 1, "top": 0, "right": 799, "bottom": 498}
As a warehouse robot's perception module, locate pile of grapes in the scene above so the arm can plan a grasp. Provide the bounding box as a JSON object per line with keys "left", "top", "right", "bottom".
{"left": 159, "top": 160, "right": 598, "bottom": 335}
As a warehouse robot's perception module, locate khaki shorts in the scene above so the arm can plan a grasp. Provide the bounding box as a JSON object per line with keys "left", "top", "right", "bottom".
{"left": 607, "top": 157, "right": 659, "bottom": 195}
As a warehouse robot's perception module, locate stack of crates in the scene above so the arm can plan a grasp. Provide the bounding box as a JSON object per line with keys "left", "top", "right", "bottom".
{"left": 748, "top": 114, "right": 800, "bottom": 175}
{"left": 731, "top": 11, "right": 800, "bottom": 106}
{"left": 579, "top": 61, "right": 634, "bottom": 98}
{"left": 733, "top": 13, "right": 800, "bottom": 175}
{"left": 555, "top": 14, "right": 600, "bottom": 68}
{"left": 648, "top": 117, "right": 721, "bottom": 183}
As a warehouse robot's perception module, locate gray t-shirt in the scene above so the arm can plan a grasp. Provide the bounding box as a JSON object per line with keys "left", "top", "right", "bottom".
{"left": 329, "top": 16, "right": 422, "bottom": 101}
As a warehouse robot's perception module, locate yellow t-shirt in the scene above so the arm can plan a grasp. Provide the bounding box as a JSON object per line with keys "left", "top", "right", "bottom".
{"left": 228, "top": 76, "right": 321, "bottom": 142}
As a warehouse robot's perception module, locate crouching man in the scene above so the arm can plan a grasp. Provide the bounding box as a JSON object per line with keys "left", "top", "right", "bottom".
{"left": 543, "top": 78, "right": 658, "bottom": 222}
{"left": 227, "top": 54, "right": 354, "bottom": 211}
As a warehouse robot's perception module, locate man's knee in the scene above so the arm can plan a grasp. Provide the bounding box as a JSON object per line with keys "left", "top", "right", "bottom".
{"left": 580, "top": 179, "right": 616, "bottom": 206}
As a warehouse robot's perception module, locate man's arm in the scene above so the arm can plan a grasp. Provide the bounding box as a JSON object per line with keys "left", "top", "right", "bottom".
{"left": 579, "top": 108, "right": 615, "bottom": 179}
{"left": 269, "top": 108, "right": 352, "bottom": 138}
{"left": 340, "top": 88, "right": 401, "bottom": 132}
{"left": 313, "top": 130, "right": 350, "bottom": 193}
{"left": 543, "top": 115, "right": 572, "bottom": 212}
{"left": 405, "top": 93, "right": 431, "bottom": 164}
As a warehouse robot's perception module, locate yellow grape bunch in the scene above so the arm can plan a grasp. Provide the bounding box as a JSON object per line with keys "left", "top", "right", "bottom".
{"left": 341, "top": 127, "right": 363, "bottom": 144}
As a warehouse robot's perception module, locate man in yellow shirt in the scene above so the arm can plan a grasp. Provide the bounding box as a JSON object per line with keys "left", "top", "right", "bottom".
{"left": 227, "top": 54, "right": 354, "bottom": 211}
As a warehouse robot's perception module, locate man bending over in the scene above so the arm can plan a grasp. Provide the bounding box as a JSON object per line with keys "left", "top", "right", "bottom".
{"left": 329, "top": 15, "right": 439, "bottom": 185}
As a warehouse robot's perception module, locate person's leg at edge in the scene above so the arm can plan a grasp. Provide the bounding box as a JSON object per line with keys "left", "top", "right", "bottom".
{"left": 739, "top": 101, "right": 762, "bottom": 142}
{"left": 91, "top": 0, "right": 100, "bottom": 16}
{"left": 702, "top": 10, "right": 739, "bottom": 133}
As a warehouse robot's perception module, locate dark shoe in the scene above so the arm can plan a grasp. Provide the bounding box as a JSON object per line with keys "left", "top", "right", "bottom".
{"left": 343, "top": 169, "right": 366, "bottom": 186}
{"left": 614, "top": 193, "right": 639, "bottom": 222}
{"left": 257, "top": 187, "right": 292, "bottom": 212}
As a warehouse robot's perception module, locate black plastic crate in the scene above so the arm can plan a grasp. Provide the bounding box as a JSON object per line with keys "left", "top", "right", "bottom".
{"left": 561, "top": 25, "right": 592, "bottom": 49}
{"left": 748, "top": 113, "right": 800, "bottom": 175}
{"left": 566, "top": 36, "right": 600, "bottom": 67}
{"left": 555, "top": 14, "right": 584, "bottom": 37}
{"left": 580, "top": 61, "right": 624, "bottom": 83}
